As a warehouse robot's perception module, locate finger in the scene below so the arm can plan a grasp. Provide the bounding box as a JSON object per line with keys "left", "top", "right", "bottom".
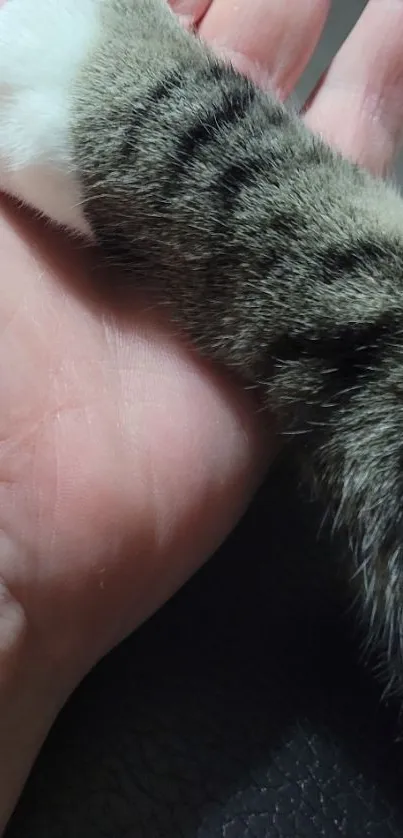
{"left": 305, "top": 0, "right": 403, "bottom": 175}
{"left": 198, "top": 0, "right": 330, "bottom": 98}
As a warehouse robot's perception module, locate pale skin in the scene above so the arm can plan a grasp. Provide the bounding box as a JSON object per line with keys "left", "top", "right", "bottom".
{"left": 1, "top": 0, "right": 403, "bottom": 831}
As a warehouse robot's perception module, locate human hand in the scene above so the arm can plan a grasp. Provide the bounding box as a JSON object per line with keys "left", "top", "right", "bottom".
{"left": 2, "top": 0, "right": 403, "bottom": 830}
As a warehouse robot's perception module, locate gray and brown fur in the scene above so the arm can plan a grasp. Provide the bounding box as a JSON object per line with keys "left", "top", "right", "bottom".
{"left": 71, "top": 0, "right": 403, "bottom": 695}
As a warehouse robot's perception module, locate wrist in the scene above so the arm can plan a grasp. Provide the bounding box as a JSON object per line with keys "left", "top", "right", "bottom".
{"left": 0, "top": 582, "right": 70, "bottom": 834}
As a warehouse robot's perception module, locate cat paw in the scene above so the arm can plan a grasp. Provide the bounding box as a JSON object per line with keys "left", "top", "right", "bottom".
{"left": 0, "top": 0, "right": 100, "bottom": 233}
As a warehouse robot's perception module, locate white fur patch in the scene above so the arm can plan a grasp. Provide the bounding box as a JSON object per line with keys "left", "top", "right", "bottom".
{"left": 0, "top": 0, "right": 102, "bottom": 234}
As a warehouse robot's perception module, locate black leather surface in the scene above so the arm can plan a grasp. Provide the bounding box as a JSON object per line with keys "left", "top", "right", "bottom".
{"left": 6, "top": 457, "right": 403, "bottom": 837}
